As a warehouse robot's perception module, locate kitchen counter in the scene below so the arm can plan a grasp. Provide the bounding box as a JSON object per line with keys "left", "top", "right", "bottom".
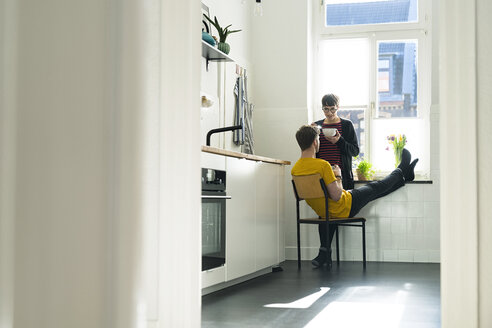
{"left": 201, "top": 146, "right": 291, "bottom": 165}
{"left": 201, "top": 146, "right": 288, "bottom": 294}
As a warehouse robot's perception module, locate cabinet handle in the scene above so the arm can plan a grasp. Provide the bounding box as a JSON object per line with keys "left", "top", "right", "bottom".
{"left": 201, "top": 195, "right": 232, "bottom": 199}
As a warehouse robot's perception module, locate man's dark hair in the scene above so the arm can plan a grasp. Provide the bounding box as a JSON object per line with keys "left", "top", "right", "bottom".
{"left": 321, "top": 93, "right": 340, "bottom": 107}
{"left": 295, "top": 125, "right": 320, "bottom": 151}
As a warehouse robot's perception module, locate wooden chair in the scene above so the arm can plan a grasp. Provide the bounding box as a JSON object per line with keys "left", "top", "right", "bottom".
{"left": 291, "top": 174, "right": 366, "bottom": 269}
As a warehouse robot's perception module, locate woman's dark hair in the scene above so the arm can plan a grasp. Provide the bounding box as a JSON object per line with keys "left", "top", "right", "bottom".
{"left": 321, "top": 93, "right": 340, "bottom": 107}
{"left": 295, "top": 125, "right": 319, "bottom": 151}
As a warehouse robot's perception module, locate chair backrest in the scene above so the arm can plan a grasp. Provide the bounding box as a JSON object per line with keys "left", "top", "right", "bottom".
{"left": 292, "top": 174, "right": 327, "bottom": 200}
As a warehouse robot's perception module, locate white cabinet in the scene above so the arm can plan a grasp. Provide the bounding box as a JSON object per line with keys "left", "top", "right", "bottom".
{"left": 201, "top": 150, "right": 287, "bottom": 290}
{"left": 201, "top": 151, "right": 226, "bottom": 171}
{"left": 225, "top": 157, "right": 257, "bottom": 280}
{"left": 202, "top": 266, "right": 226, "bottom": 289}
{"left": 225, "top": 158, "right": 285, "bottom": 281}
{"left": 255, "top": 162, "right": 279, "bottom": 270}
{"left": 277, "top": 165, "right": 286, "bottom": 262}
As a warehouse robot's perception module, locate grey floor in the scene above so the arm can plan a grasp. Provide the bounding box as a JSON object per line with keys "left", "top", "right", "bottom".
{"left": 202, "top": 260, "right": 440, "bottom": 328}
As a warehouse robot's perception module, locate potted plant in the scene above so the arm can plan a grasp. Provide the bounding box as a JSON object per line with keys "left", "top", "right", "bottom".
{"left": 204, "top": 14, "right": 241, "bottom": 55}
{"left": 355, "top": 158, "right": 375, "bottom": 181}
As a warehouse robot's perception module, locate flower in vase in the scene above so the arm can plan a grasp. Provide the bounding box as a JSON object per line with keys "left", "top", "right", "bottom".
{"left": 386, "top": 134, "right": 407, "bottom": 167}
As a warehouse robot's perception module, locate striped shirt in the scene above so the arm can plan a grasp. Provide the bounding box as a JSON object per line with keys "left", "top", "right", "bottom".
{"left": 317, "top": 121, "right": 343, "bottom": 168}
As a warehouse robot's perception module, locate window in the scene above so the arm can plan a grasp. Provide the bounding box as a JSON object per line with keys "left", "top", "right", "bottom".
{"left": 314, "top": 0, "right": 430, "bottom": 175}
{"left": 325, "top": 0, "right": 418, "bottom": 26}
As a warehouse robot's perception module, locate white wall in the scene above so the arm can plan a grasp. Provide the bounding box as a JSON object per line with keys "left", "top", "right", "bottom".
{"left": 0, "top": 0, "right": 202, "bottom": 327}
{"left": 440, "top": 0, "right": 492, "bottom": 326}
{"left": 251, "top": 0, "right": 441, "bottom": 263}
{"left": 250, "top": 1, "right": 309, "bottom": 110}
{"left": 249, "top": 0, "right": 312, "bottom": 262}
{"left": 250, "top": 0, "right": 310, "bottom": 212}
{"left": 9, "top": 1, "right": 115, "bottom": 326}
{"left": 160, "top": 1, "right": 202, "bottom": 327}
{"left": 0, "top": 0, "right": 16, "bottom": 326}
{"left": 477, "top": 0, "right": 492, "bottom": 324}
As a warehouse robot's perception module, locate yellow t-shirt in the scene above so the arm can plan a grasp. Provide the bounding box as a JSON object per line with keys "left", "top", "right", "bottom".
{"left": 291, "top": 157, "right": 352, "bottom": 218}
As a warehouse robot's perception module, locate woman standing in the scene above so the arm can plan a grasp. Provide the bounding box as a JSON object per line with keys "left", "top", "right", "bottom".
{"left": 312, "top": 93, "right": 359, "bottom": 189}
{"left": 310, "top": 94, "right": 359, "bottom": 267}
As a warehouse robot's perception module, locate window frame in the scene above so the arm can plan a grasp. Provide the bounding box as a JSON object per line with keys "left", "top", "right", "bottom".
{"left": 312, "top": 0, "right": 432, "bottom": 176}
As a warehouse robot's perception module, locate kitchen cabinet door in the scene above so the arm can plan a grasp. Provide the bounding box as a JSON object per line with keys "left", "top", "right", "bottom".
{"left": 255, "top": 162, "right": 279, "bottom": 269}
{"left": 225, "top": 157, "right": 256, "bottom": 281}
{"left": 277, "top": 165, "right": 286, "bottom": 262}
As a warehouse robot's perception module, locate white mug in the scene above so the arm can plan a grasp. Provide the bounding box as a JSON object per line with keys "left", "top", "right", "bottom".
{"left": 322, "top": 128, "right": 336, "bottom": 137}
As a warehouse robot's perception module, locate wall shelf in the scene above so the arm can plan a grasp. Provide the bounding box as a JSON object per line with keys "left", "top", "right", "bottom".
{"left": 202, "top": 40, "right": 234, "bottom": 71}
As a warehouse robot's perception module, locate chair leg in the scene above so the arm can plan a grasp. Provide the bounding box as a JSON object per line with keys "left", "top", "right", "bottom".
{"left": 325, "top": 221, "right": 330, "bottom": 250}
{"left": 362, "top": 221, "right": 366, "bottom": 269}
{"left": 297, "top": 220, "right": 301, "bottom": 269}
{"left": 336, "top": 225, "right": 340, "bottom": 265}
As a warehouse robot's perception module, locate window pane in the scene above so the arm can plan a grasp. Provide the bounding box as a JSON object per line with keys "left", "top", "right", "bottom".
{"left": 325, "top": 0, "right": 418, "bottom": 26}
{"left": 377, "top": 40, "right": 418, "bottom": 118}
{"left": 318, "top": 38, "right": 370, "bottom": 106}
{"left": 370, "top": 118, "right": 426, "bottom": 173}
{"left": 338, "top": 108, "right": 366, "bottom": 160}
{"left": 318, "top": 38, "right": 369, "bottom": 162}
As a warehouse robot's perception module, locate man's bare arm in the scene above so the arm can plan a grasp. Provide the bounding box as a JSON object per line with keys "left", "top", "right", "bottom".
{"left": 327, "top": 164, "right": 343, "bottom": 201}
{"left": 327, "top": 178, "right": 343, "bottom": 201}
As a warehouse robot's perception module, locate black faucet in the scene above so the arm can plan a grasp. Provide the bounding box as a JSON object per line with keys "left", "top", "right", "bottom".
{"left": 206, "top": 119, "right": 243, "bottom": 146}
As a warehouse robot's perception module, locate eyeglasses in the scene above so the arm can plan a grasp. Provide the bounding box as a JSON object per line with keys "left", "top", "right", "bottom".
{"left": 322, "top": 106, "right": 338, "bottom": 113}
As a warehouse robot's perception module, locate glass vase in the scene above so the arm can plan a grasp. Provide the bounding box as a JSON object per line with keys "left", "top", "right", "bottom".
{"left": 394, "top": 148, "right": 402, "bottom": 168}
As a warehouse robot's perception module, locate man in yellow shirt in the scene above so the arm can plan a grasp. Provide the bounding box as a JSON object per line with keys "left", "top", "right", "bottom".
{"left": 291, "top": 125, "right": 418, "bottom": 267}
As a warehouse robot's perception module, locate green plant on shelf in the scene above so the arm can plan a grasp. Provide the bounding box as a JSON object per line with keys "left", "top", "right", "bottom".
{"left": 204, "top": 14, "right": 241, "bottom": 43}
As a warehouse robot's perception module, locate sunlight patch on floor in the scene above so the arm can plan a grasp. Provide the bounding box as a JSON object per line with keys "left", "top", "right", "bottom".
{"left": 304, "top": 301, "right": 404, "bottom": 328}
{"left": 263, "top": 287, "right": 330, "bottom": 309}
{"left": 303, "top": 286, "right": 410, "bottom": 328}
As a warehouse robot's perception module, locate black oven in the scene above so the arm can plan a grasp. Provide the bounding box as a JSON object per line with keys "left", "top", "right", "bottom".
{"left": 201, "top": 168, "right": 229, "bottom": 271}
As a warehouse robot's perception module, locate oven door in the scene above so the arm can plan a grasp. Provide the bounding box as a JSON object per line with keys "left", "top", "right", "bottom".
{"left": 201, "top": 191, "right": 230, "bottom": 271}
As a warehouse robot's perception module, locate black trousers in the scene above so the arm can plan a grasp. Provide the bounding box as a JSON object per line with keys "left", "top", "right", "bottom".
{"left": 318, "top": 224, "right": 337, "bottom": 250}
{"left": 349, "top": 168, "right": 405, "bottom": 217}
{"left": 318, "top": 168, "right": 405, "bottom": 249}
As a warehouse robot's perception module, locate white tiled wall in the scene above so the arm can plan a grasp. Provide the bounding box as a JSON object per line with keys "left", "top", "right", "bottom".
{"left": 333, "top": 181, "right": 441, "bottom": 263}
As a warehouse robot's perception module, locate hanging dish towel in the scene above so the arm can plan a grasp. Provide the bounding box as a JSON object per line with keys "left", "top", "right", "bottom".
{"left": 233, "top": 76, "right": 245, "bottom": 146}
{"left": 233, "top": 71, "right": 254, "bottom": 154}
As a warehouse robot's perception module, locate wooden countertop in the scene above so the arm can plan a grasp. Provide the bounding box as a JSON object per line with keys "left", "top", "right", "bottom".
{"left": 201, "top": 146, "right": 291, "bottom": 165}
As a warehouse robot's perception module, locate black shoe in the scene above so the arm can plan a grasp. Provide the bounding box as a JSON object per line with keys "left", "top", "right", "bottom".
{"left": 311, "top": 248, "right": 327, "bottom": 267}
{"left": 397, "top": 148, "right": 411, "bottom": 172}
{"left": 404, "top": 158, "right": 419, "bottom": 181}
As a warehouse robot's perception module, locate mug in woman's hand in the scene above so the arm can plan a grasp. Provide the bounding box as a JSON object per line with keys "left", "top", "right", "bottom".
{"left": 322, "top": 128, "right": 337, "bottom": 137}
